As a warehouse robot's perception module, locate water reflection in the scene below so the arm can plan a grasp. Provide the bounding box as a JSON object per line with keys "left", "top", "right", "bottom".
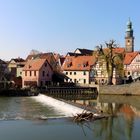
{"left": 71, "top": 95, "right": 140, "bottom": 140}
{"left": 0, "top": 95, "right": 140, "bottom": 140}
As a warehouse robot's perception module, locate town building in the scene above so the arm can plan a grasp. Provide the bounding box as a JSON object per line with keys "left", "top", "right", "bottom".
{"left": 123, "top": 19, "right": 140, "bottom": 79}
{"left": 26, "top": 53, "right": 59, "bottom": 72}
{"left": 22, "top": 58, "right": 53, "bottom": 88}
{"left": 62, "top": 55, "right": 96, "bottom": 85}
{"left": 92, "top": 47, "right": 125, "bottom": 85}
{"left": 124, "top": 52, "right": 140, "bottom": 79}
{"left": 92, "top": 19, "right": 139, "bottom": 85}
{"left": 8, "top": 58, "right": 25, "bottom": 78}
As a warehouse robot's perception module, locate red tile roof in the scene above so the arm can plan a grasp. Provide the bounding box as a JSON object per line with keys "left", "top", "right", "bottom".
{"left": 23, "top": 58, "right": 47, "bottom": 71}
{"left": 103, "top": 47, "right": 125, "bottom": 54}
{"left": 26, "top": 53, "right": 55, "bottom": 62}
{"left": 124, "top": 52, "right": 139, "bottom": 65}
{"left": 113, "top": 48, "right": 125, "bottom": 54}
{"left": 26, "top": 53, "right": 57, "bottom": 70}
{"left": 62, "top": 56, "right": 96, "bottom": 71}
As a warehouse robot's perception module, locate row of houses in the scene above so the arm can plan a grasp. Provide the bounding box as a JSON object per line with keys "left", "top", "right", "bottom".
{"left": 0, "top": 46, "right": 139, "bottom": 89}
{"left": 0, "top": 19, "right": 139, "bottom": 87}
{"left": 62, "top": 48, "right": 140, "bottom": 85}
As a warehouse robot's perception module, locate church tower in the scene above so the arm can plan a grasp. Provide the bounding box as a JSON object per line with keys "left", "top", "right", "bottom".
{"left": 125, "top": 19, "right": 134, "bottom": 52}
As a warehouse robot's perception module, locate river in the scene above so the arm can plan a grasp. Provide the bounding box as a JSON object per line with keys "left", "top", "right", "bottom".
{"left": 0, "top": 94, "right": 140, "bottom": 140}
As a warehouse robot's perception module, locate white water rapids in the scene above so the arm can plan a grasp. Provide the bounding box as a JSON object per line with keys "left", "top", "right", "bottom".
{"left": 32, "top": 94, "right": 84, "bottom": 117}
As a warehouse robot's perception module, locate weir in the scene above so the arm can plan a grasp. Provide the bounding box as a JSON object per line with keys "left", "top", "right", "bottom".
{"left": 32, "top": 94, "right": 85, "bottom": 117}
{"left": 41, "top": 86, "right": 98, "bottom": 100}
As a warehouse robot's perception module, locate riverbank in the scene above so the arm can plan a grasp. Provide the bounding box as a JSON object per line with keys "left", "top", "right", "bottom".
{"left": 99, "top": 81, "right": 140, "bottom": 95}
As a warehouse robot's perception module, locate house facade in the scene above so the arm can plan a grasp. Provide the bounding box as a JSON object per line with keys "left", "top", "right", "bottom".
{"left": 124, "top": 52, "right": 140, "bottom": 79}
{"left": 92, "top": 59, "right": 121, "bottom": 85}
{"left": 22, "top": 58, "right": 53, "bottom": 88}
{"left": 8, "top": 58, "right": 25, "bottom": 78}
{"left": 62, "top": 56, "right": 96, "bottom": 85}
{"left": 92, "top": 47, "right": 125, "bottom": 85}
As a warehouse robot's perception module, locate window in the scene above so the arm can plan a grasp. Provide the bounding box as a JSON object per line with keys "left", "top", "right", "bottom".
{"left": 84, "top": 79, "right": 86, "bottom": 84}
{"left": 70, "top": 72, "right": 72, "bottom": 75}
{"left": 83, "top": 62, "right": 88, "bottom": 67}
{"left": 42, "top": 71, "right": 45, "bottom": 77}
{"left": 74, "top": 79, "right": 77, "bottom": 83}
{"left": 83, "top": 64, "right": 86, "bottom": 67}
{"left": 74, "top": 72, "right": 76, "bottom": 75}
{"left": 47, "top": 73, "right": 49, "bottom": 77}
{"left": 83, "top": 71, "right": 86, "bottom": 75}
{"left": 25, "top": 71, "right": 27, "bottom": 76}
{"left": 67, "top": 62, "right": 72, "bottom": 67}
{"left": 136, "top": 59, "right": 140, "bottom": 62}
{"left": 30, "top": 71, "right": 32, "bottom": 76}
{"left": 45, "top": 63, "right": 47, "bottom": 67}
{"left": 66, "top": 72, "right": 68, "bottom": 75}
{"left": 34, "top": 71, "right": 36, "bottom": 76}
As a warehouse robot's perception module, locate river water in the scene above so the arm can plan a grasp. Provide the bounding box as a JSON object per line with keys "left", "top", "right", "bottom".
{"left": 0, "top": 94, "right": 140, "bottom": 140}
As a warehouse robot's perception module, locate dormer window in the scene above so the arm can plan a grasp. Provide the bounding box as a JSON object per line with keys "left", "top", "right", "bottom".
{"left": 28, "top": 65, "right": 32, "bottom": 69}
{"left": 67, "top": 62, "right": 72, "bottom": 67}
{"left": 83, "top": 61, "right": 88, "bottom": 67}
{"left": 45, "top": 63, "right": 47, "bottom": 67}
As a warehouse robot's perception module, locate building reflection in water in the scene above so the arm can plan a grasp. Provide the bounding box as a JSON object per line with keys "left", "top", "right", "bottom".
{"left": 71, "top": 95, "right": 140, "bottom": 140}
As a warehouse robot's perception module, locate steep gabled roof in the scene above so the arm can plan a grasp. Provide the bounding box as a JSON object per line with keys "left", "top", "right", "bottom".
{"left": 103, "top": 47, "right": 125, "bottom": 54}
{"left": 26, "top": 53, "right": 55, "bottom": 61}
{"left": 124, "top": 52, "right": 139, "bottom": 65}
{"left": 74, "top": 48, "right": 93, "bottom": 55}
{"left": 26, "top": 53, "right": 57, "bottom": 70}
{"left": 113, "top": 48, "right": 125, "bottom": 54}
{"left": 62, "top": 55, "right": 96, "bottom": 71}
{"left": 23, "top": 58, "right": 47, "bottom": 71}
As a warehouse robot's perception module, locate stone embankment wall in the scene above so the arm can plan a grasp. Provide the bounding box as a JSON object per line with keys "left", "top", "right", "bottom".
{"left": 99, "top": 81, "right": 140, "bottom": 95}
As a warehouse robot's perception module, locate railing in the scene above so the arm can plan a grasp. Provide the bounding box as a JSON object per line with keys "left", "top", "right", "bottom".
{"left": 41, "top": 86, "right": 98, "bottom": 100}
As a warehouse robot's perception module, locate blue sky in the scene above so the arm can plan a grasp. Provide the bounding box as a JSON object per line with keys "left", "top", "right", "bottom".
{"left": 0, "top": 0, "right": 139, "bottom": 60}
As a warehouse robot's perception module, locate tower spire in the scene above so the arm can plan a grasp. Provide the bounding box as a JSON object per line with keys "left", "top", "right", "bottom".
{"left": 125, "top": 18, "right": 134, "bottom": 52}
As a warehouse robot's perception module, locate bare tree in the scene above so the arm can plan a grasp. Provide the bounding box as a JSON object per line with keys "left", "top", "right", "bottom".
{"left": 95, "top": 40, "right": 124, "bottom": 85}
